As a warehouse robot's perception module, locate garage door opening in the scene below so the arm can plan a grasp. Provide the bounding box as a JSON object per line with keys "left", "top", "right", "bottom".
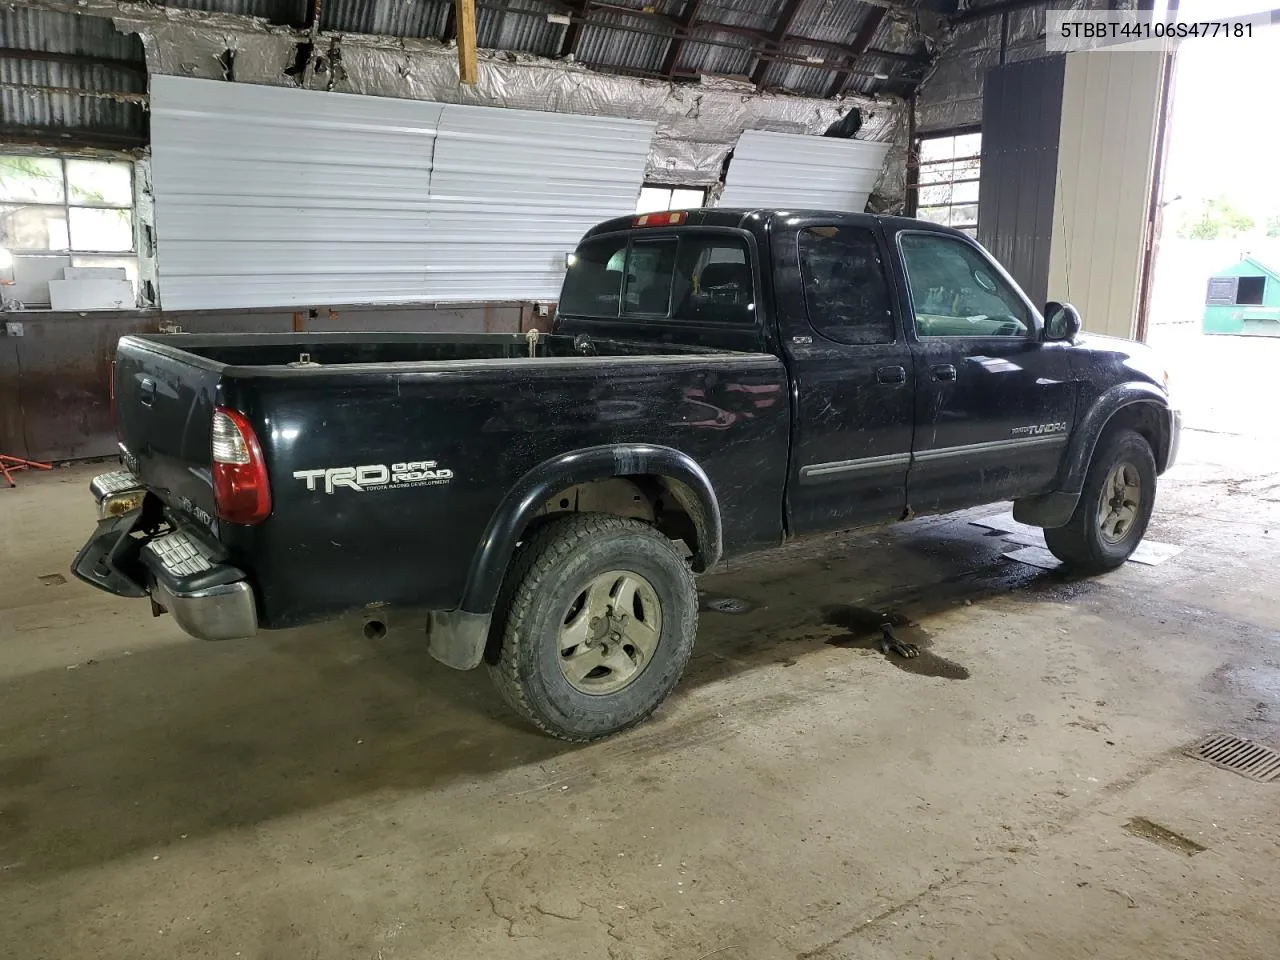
{"left": 1148, "top": 3, "right": 1280, "bottom": 450}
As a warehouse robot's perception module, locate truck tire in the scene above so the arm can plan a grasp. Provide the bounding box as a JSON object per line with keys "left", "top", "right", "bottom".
{"left": 1044, "top": 429, "right": 1156, "bottom": 572}
{"left": 488, "top": 514, "right": 698, "bottom": 741}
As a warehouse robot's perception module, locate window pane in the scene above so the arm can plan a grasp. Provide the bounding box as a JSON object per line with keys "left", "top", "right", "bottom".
{"left": 559, "top": 236, "right": 627, "bottom": 316}
{"left": 799, "top": 226, "right": 896, "bottom": 345}
{"left": 623, "top": 239, "right": 678, "bottom": 316}
{"left": 916, "top": 205, "right": 951, "bottom": 227}
{"left": 0, "top": 156, "right": 64, "bottom": 203}
{"left": 950, "top": 203, "right": 978, "bottom": 227}
{"left": 919, "top": 136, "right": 956, "bottom": 162}
{"left": 67, "top": 159, "right": 133, "bottom": 206}
{"left": 899, "top": 233, "right": 1029, "bottom": 338}
{"left": 69, "top": 207, "right": 133, "bottom": 251}
{"left": 670, "top": 188, "right": 705, "bottom": 209}
{"left": 671, "top": 235, "right": 753, "bottom": 325}
{"left": 953, "top": 180, "right": 980, "bottom": 204}
{"left": 953, "top": 132, "right": 982, "bottom": 158}
{"left": 917, "top": 164, "right": 952, "bottom": 185}
{"left": 918, "top": 184, "right": 955, "bottom": 207}
{"left": 636, "top": 187, "right": 672, "bottom": 214}
{"left": 1, "top": 203, "right": 69, "bottom": 250}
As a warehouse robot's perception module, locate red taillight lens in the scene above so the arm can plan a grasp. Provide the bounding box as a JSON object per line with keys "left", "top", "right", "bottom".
{"left": 211, "top": 407, "right": 271, "bottom": 524}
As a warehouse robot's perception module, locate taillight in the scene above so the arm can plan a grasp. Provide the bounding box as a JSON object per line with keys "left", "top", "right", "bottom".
{"left": 211, "top": 407, "right": 271, "bottom": 524}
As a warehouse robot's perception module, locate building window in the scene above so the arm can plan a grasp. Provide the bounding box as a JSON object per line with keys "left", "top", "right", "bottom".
{"left": 915, "top": 132, "right": 981, "bottom": 237}
{"left": 0, "top": 155, "right": 138, "bottom": 305}
{"left": 636, "top": 185, "right": 706, "bottom": 215}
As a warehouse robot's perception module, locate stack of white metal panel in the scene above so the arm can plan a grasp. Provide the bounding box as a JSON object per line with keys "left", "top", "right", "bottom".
{"left": 150, "top": 76, "right": 655, "bottom": 310}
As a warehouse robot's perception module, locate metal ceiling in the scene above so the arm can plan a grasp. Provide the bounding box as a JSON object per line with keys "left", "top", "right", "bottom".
{"left": 0, "top": 6, "right": 148, "bottom": 150}
{"left": 0, "top": 0, "right": 1011, "bottom": 151}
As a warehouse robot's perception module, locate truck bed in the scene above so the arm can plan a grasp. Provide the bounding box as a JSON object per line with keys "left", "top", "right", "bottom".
{"left": 113, "top": 331, "right": 791, "bottom": 628}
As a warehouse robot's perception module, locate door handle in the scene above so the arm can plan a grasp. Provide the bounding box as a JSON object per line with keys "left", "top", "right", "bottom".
{"left": 876, "top": 365, "right": 907, "bottom": 385}
{"left": 930, "top": 364, "right": 958, "bottom": 383}
{"left": 139, "top": 377, "right": 155, "bottom": 406}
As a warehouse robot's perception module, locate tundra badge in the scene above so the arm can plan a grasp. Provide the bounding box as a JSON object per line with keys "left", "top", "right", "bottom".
{"left": 1011, "top": 422, "right": 1068, "bottom": 437}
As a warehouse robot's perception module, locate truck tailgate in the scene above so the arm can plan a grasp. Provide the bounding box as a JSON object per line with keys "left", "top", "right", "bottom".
{"left": 114, "top": 337, "right": 221, "bottom": 525}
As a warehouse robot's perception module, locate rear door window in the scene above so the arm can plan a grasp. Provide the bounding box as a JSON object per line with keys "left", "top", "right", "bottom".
{"left": 672, "top": 235, "right": 754, "bottom": 325}
{"left": 798, "top": 226, "right": 896, "bottom": 344}
{"left": 559, "top": 236, "right": 626, "bottom": 316}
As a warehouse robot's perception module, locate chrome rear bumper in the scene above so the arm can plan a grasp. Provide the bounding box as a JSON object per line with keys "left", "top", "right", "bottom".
{"left": 74, "top": 473, "right": 258, "bottom": 641}
{"left": 152, "top": 578, "right": 258, "bottom": 642}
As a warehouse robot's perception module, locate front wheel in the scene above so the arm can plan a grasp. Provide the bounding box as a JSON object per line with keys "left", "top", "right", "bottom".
{"left": 1044, "top": 429, "right": 1156, "bottom": 572}
{"left": 488, "top": 514, "right": 698, "bottom": 741}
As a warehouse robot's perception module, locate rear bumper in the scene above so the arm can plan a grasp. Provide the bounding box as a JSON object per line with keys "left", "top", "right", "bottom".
{"left": 72, "top": 473, "right": 258, "bottom": 641}
{"left": 152, "top": 578, "right": 258, "bottom": 642}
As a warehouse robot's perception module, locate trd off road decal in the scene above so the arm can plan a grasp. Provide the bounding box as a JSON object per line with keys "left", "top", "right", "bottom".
{"left": 293, "top": 460, "right": 454, "bottom": 494}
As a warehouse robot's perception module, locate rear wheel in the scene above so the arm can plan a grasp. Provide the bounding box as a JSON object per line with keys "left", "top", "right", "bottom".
{"left": 488, "top": 514, "right": 697, "bottom": 741}
{"left": 1044, "top": 429, "right": 1156, "bottom": 572}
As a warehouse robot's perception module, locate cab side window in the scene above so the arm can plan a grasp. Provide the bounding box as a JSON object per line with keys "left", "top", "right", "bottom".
{"left": 899, "top": 233, "right": 1031, "bottom": 338}
{"left": 798, "top": 226, "right": 896, "bottom": 345}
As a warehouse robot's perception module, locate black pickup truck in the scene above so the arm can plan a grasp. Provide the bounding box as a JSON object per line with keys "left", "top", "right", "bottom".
{"left": 74, "top": 209, "right": 1179, "bottom": 740}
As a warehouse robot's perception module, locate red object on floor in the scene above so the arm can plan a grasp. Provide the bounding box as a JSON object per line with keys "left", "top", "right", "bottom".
{"left": 0, "top": 454, "right": 52, "bottom": 488}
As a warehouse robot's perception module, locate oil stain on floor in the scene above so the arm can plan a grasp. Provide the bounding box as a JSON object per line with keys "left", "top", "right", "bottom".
{"left": 822, "top": 605, "right": 971, "bottom": 680}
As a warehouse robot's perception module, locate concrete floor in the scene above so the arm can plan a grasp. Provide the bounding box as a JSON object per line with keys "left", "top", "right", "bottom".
{"left": 3, "top": 334, "right": 1280, "bottom": 959}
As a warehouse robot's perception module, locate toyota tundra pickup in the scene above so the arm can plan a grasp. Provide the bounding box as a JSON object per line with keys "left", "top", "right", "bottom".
{"left": 73, "top": 209, "right": 1179, "bottom": 741}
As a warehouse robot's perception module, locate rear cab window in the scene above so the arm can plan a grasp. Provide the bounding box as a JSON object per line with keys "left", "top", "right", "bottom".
{"left": 560, "top": 229, "right": 756, "bottom": 327}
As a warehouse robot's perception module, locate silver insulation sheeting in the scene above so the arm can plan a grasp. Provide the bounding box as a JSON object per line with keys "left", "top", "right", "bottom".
{"left": 101, "top": 5, "right": 908, "bottom": 203}
{"left": 916, "top": 0, "right": 1110, "bottom": 133}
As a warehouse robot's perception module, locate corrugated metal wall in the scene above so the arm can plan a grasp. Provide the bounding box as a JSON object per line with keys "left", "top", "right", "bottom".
{"left": 151, "top": 76, "right": 441, "bottom": 310}
{"left": 150, "top": 77, "right": 655, "bottom": 309}
{"left": 1047, "top": 51, "right": 1165, "bottom": 339}
{"left": 978, "top": 56, "right": 1065, "bottom": 308}
{"left": 424, "top": 106, "right": 654, "bottom": 301}
{"left": 718, "top": 131, "right": 889, "bottom": 212}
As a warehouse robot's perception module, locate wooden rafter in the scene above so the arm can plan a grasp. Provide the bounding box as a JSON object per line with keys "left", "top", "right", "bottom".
{"left": 455, "top": 0, "right": 478, "bottom": 84}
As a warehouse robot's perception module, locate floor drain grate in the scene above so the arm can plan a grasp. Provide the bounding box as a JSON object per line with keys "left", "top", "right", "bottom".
{"left": 1187, "top": 734, "right": 1280, "bottom": 782}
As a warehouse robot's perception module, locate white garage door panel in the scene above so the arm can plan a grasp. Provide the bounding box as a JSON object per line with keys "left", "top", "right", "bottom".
{"left": 151, "top": 75, "right": 441, "bottom": 310}
{"left": 425, "top": 106, "right": 656, "bottom": 301}
{"left": 719, "top": 131, "right": 890, "bottom": 212}
{"left": 161, "top": 273, "right": 431, "bottom": 311}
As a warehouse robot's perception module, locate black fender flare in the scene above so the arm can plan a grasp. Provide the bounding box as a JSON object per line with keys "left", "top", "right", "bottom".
{"left": 460, "top": 443, "right": 722, "bottom": 617}
{"left": 1014, "top": 382, "right": 1172, "bottom": 528}
{"left": 1060, "top": 382, "right": 1171, "bottom": 493}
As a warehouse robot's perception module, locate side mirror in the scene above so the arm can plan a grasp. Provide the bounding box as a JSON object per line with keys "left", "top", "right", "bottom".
{"left": 1043, "top": 301, "right": 1082, "bottom": 342}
